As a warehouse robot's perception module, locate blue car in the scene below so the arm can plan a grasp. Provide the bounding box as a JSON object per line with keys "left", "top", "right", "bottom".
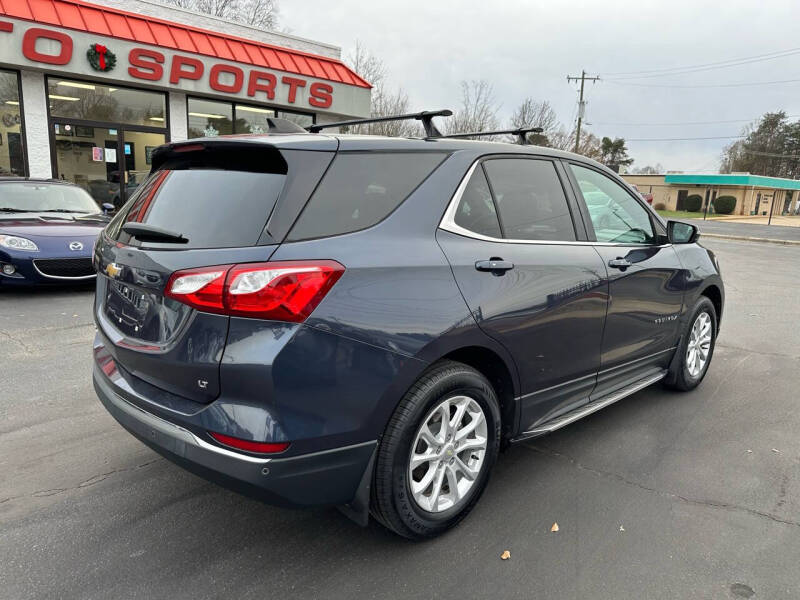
{"left": 0, "top": 178, "right": 111, "bottom": 286}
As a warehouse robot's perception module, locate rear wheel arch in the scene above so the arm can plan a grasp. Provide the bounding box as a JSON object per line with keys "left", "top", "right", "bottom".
{"left": 373, "top": 337, "right": 520, "bottom": 451}
{"left": 438, "top": 346, "right": 517, "bottom": 443}
{"left": 700, "top": 284, "right": 723, "bottom": 327}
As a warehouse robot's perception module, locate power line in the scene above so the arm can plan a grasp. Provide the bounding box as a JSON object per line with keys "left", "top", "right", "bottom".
{"left": 741, "top": 149, "right": 800, "bottom": 159}
{"left": 602, "top": 46, "right": 800, "bottom": 78}
{"left": 627, "top": 135, "right": 745, "bottom": 142}
{"left": 594, "top": 115, "right": 800, "bottom": 127}
{"left": 607, "top": 78, "right": 800, "bottom": 89}
{"left": 605, "top": 50, "right": 800, "bottom": 81}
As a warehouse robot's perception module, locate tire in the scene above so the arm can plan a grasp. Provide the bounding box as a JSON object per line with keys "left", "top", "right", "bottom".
{"left": 370, "top": 360, "right": 501, "bottom": 540}
{"left": 665, "top": 296, "right": 717, "bottom": 391}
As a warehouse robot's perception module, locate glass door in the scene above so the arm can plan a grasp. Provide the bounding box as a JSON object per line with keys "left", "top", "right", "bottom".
{"left": 120, "top": 130, "right": 166, "bottom": 207}
{"left": 52, "top": 125, "right": 167, "bottom": 209}
{"left": 53, "top": 122, "right": 120, "bottom": 207}
{"left": 47, "top": 77, "right": 168, "bottom": 209}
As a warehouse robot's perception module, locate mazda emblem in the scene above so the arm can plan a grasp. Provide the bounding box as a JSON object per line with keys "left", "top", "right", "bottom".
{"left": 69, "top": 241, "right": 84, "bottom": 251}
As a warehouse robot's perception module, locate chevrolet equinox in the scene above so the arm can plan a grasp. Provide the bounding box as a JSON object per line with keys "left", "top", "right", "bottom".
{"left": 92, "top": 119, "right": 724, "bottom": 539}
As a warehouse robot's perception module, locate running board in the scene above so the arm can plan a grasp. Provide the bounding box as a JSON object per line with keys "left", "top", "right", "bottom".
{"left": 513, "top": 370, "right": 667, "bottom": 441}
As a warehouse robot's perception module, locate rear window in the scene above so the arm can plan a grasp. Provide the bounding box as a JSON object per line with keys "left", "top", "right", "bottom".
{"left": 107, "top": 169, "right": 286, "bottom": 249}
{"left": 287, "top": 152, "right": 448, "bottom": 241}
{"left": 483, "top": 158, "right": 576, "bottom": 242}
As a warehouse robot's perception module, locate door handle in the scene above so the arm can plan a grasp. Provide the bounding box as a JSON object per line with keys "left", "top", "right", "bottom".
{"left": 475, "top": 259, "right": 514, "bottom": 274}
{"left": 608, "top": 258, "right": 632, "bottom": 269}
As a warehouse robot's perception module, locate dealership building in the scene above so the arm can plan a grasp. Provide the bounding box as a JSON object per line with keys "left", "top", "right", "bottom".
{"left": 0, "top": 0, "right": 371, "bottom": 205}
{"left": 623, "top": 173, "right": 800, "bottom": 216}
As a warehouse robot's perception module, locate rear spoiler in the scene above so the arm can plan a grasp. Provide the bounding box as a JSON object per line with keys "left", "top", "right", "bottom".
{"left": 150, "top": 141, "right": 289, "bottom": 174}
{"left": 149, "top": 118, "right": 312, "bottom": 174}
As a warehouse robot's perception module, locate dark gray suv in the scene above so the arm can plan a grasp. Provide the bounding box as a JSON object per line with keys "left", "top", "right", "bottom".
{"left": 92, "top": 122, "right": 723, "bottom": 539}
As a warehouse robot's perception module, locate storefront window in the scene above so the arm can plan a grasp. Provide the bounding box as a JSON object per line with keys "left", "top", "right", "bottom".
{"left": 48, "top": 78, "right": 165, "bottom": 126}
{"left": 187, "top": 97, "right": 314, "bottom": 138}
{"left": 188, "top": 98, "right": 233, "bottom": 138}
{"left": 0, "top": 70, "right": 26, "bottom": 176}
{"left": 235, "top": 103, "right": 275, "bottom": 134}
{"left": 277, "top": 111, "right": 313, "bottom": 129}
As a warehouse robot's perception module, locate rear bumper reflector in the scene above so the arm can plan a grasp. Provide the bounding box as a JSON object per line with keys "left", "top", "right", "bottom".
{"left": 208, "top": 431, "right": 290, "bottom": 454}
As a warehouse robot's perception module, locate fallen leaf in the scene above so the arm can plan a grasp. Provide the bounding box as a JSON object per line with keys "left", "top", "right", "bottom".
{"left": 500, "top": 550, "right": 511, "bottom": 560}
{"left": 550, "top": 522, "right": 559, "bottom": 532}
{"left": 772, "top": 448, "right": 781, "bottom": 454}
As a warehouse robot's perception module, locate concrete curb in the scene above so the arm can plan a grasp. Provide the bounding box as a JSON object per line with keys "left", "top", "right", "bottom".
{"left": 700, "top": 232, "right": 800, "bottom": 246}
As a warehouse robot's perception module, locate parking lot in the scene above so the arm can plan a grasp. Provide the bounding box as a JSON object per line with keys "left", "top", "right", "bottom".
{"left": 1, "top": 238, "right": 798, "bottom": 599}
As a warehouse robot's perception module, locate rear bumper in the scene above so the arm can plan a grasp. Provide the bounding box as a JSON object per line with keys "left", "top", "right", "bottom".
{"left": 93, "top": 363, "right": 376, "bottom": 508}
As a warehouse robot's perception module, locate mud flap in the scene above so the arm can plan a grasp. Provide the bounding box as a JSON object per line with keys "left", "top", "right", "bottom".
{"left": 663, "top": 335, "right": 684, "bottom": 386}
{"left": 337, "top": 446, "right": 377, "bottom": 527}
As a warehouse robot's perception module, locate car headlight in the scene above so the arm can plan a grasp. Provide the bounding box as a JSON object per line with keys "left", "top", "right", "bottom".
{"left": 0, "top": 234, "right": 39, "bottom": 252}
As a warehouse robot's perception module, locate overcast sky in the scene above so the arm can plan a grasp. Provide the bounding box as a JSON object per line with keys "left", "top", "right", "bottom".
{"left": 281, "top": 0, "right": 800, "bottom": 172}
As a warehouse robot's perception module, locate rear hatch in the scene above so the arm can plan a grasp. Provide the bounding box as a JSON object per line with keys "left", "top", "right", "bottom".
{"left": 94, "top": 137, "right": 336, "bottom": 403}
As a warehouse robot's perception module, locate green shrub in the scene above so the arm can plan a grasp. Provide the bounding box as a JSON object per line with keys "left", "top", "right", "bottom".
{"left": 685, "top": 194, "right": 703, "bottom": 212}
{"left": 654, "top": 202, "right": 666, "bottom": 210}
{"left": 714, "top": 195, "right": 736, "bottom": 214}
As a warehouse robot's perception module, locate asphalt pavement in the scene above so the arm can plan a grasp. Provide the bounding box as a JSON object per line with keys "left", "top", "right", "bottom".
{"left": 2, "top": 239, "right": 799, "bottom": 599}
{"left": 688, "top": 218, "right": 800, "bottom": 243}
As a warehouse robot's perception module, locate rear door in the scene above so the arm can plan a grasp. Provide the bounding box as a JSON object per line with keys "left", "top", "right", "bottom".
{"left": 565, "top": 162, "right": 684, "bottom": 396}
{"left": 437, "top": 156, "right": 608, "bottom": 432}
{"left": 94, "top": 141, "right": 334, "bottom": 403}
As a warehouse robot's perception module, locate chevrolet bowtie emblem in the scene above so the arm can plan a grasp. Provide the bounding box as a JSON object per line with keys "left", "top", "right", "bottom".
{"left": 105, "top": 263, "right": 122, "bottom": 278}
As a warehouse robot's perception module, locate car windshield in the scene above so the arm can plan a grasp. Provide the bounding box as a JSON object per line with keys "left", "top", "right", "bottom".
{"left": 0, "top": 182, "right": 100, "bottom": 214}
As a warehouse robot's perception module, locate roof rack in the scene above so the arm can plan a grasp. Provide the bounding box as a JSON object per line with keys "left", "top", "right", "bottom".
{"left": 431, "top": 126, "right": 545, "bottom": 145}
{"left": 306, "top": 109, "right": 453, "bottom": 137}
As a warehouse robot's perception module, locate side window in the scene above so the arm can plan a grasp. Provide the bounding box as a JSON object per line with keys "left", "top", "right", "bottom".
{"left": 482, "top": 159, "right": 576, "bottom": 241}
{"left": 569, "top": 164, "right": 655, "bottom": 244}
{"left": 453, "top": 166, "right": 502, "bottom": 238}
{"left": 288, "top": 152, "right": 447, "bottom": 241}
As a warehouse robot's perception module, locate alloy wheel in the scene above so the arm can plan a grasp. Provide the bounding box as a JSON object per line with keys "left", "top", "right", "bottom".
{"left": 408, "top": 395, "right": 488, "bottom": 513}
{"left": 686, "top": 311, "right": 712, "bottom": 378}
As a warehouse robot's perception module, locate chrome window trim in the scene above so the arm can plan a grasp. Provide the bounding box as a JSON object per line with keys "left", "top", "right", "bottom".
{"left": 439, "top": 159, "right": 672, "bottom": 249}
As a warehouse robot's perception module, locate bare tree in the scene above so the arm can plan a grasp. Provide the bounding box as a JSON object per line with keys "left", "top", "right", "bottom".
{"left": 345, "top": 42, "right": 420, "bottom": 137}
{"left": 508, "top": 98, "right": 559, "bottom": 145}
{"left": 444, "top": 80, "right": 500, "bottom": 137}
{"left": 549, "top": 126, "right": 602, "bottom": 160}
{"left": 161, "top": 0, "right": 279, "bottom": 30}
{"left": 575, "top": 131, "right": 603, "bottom": 160}
{"left": 633, "top": 163, "right": 664, "bottom": 174}
{"left": 348, "top": 41, "right": 386, "bottom": 92}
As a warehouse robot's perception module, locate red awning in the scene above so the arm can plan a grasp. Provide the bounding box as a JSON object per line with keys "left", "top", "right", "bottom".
{"left": 0, "top": 0, "right": 370, "bottom": 88}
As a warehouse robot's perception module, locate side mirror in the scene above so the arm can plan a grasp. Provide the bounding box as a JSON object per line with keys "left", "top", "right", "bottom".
{"left": 667, "top": 220, "right": 699, "bottom": 244}
{"left": 101, "top": 202, "right": 115, "bottom": 214}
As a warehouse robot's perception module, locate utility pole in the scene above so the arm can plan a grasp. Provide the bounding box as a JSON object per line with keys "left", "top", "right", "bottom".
{"left": 567, "top": 70, "right": 600, "bottom": 153}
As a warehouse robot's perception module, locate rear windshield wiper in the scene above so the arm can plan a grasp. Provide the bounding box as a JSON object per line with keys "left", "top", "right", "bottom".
{"left": 122, "top": 222, "right": 189, "bottom": 244}
{"left": 0, "top": 207, "right": 27, "bottom": 213}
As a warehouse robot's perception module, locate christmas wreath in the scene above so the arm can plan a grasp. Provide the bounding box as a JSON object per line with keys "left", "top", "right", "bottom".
{"left": 87, "top": 43, "right": 116, "bottom": 72}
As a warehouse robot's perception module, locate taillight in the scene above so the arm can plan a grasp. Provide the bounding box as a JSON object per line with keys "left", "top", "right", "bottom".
{"left": 208, "top": 431, "right": 290, "bottom": 454}
{"left": 164, "top": 260, "right": 344, "bottom": 322}
{"left": 165, "top": 265, "right": 230, "bottom": 313}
